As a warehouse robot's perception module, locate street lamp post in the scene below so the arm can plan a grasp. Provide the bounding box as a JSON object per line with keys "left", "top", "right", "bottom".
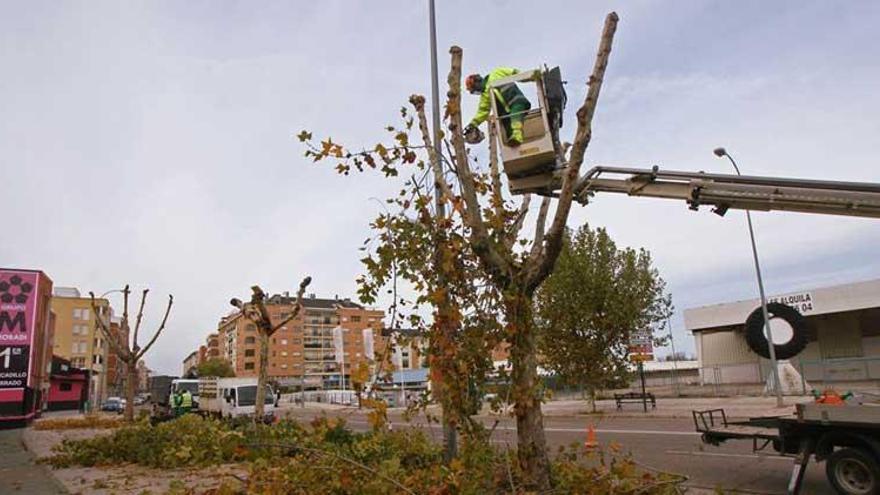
{"left": 713, "top": 148, "right": 784, "bottom": 407}
{"left": 428, "top": 0, "right": 457, "bottom": 461}
{"left": 665, "top": 312, "right": 681, "bottom": 397}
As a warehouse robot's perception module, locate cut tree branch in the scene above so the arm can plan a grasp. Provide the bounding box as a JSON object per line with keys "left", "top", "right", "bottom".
{"left": 488, "top": 115, "right": 503, "bottom": 214}
{"left": 528, "top": 197, "right": 551, "bottom": 262}
{"left": 271, "top": 277, "right": 312, "bottom": 332}
{"left": 526, "top": 12, "right": 619, "bottom": 292}
{"left": 447, "top": 46, "right": 513, "bottom": 284}
{"left": 135, "top": 295, "right": 173, "bottom": 360}
{"left": 409, "top": 94, "right": 455, "bottom": 206}
{"left": 131, "top": 289, "right": 148, "bottom": 354}
{"left": 506, "top": 195, "right": 532, "bottom": 249}
{"left": 89, "top": 292, "right": 130, "bottom": 361}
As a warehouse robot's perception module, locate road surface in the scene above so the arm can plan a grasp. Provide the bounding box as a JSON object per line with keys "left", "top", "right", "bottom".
{"left": 283, "top": 408, "right": 833, "bottom": 494}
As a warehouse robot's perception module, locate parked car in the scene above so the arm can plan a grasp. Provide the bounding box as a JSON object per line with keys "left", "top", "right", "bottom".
{"left": 101, "top": 397, "right": 127, "bottom": 413}
{"left": 133, "top": 394, "right": 149, "bottom": 405}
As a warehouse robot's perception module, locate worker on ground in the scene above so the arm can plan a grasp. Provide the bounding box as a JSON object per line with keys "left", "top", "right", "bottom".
{"left": 464, "top": 67, "right": 531, "bottom": 146}
{"left": 180, "top": 388, "right": 193, "bottom": 415}
{"left": 172, "top": 389, "right": 182, "bottom": 417}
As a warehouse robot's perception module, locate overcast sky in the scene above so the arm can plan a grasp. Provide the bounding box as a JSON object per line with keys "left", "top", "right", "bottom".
{"left": 3, "top": 1, "right": 879, "bottom": 375}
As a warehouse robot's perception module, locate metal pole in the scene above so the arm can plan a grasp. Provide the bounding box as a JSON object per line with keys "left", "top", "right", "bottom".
{"left": 715, "top": 149, "right": 784, "bottom": 407}
{"left": 639, "top": 361, "right": 647, "bottom": 412}
{"left": 429, "top": 0, "right": 457, "bottom": 462}
{"left": 429, "top": 0, "right": 442, "bottom": 159}
{"left": 666, "top": 313, "right": 681, "bottom": 397}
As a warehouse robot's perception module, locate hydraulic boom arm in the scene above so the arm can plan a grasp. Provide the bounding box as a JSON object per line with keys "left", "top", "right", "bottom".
{"left": 573, "top": 166, "right": 880, "bottom": 218}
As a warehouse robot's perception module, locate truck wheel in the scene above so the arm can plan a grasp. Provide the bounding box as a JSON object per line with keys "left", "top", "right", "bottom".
{"left": 744, "top": 302, "right": 808, "bottom": 360}
{"left": 827, "top": 448, "right": 880, "bottom": 495}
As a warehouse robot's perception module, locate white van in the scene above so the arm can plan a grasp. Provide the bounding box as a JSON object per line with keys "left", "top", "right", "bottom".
{"left": 198, "top": 377, "right": 276, "bottom": 419}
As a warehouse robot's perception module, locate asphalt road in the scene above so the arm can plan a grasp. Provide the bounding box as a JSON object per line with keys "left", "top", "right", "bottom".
{"left": 283, "top": 408, "right": 834, "bottom": 494}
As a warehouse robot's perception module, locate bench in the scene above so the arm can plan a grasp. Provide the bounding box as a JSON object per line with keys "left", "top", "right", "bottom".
{"left": 614, "top": 392, "right": 656, "bottom": 410}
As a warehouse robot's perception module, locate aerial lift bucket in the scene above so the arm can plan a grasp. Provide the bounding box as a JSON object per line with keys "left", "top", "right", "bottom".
{"left": 489, "top": 67, "right": 567, "bottom": 195}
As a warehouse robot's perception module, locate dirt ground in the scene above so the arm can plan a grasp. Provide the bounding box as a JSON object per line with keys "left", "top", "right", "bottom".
{"left": 23, "top": 427, "right": 246, "bottom": 494}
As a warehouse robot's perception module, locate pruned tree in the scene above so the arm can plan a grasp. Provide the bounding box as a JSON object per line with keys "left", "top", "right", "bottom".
{"left": 230, "top": 276, "right": 311, "bottom": 419}
{"left": 536, "top": 225, "right": 671, "bottom": 412}
{"left": 300, "top": 13, "right": 619, "bottom": 489}
{"left": 90, "top": 285, "right": 173, "bottom": 422}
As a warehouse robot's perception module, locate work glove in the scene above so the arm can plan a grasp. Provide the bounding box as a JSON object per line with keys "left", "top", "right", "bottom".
{"left": 464, "top": 124, "right": 477, "bottom": 136}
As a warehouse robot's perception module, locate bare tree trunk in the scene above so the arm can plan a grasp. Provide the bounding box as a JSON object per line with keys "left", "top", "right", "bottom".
{"left": 506, "top": 291, "right": 551, "bottom": 491}
{"left": 125, "top": 361, "right": 137, "bottom": 421}
{"left": 255, "top": 330, "right": 269, "bottom": 419}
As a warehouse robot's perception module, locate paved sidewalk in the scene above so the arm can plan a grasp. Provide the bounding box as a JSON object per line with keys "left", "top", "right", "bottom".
{"left": 0, "top": 428, "right": 66, "bottom": 494}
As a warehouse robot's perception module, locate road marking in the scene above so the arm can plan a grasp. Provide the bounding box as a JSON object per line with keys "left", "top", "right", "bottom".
{"left": 334, "top": 420, "right": 698, "bottom": 436}
{"left": 491, "top": 426, "right": 699, "bottom": 436}
{"left": 666, "top": 450, "right": 791, "bottom": 461}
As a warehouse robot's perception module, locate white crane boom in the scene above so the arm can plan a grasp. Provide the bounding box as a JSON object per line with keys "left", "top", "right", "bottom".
{"left": 572, "top": 166, "right": 880, "bottom": 218}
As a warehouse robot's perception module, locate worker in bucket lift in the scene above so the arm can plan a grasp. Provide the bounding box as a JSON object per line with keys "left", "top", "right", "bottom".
{"left": 464, "top": 67, "right": 531, "bottom": 146}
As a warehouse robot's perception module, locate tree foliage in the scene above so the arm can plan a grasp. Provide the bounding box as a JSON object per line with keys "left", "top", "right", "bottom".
{"left": 536, "top": 225, "right": 671, "bottom": 405}
{"left": 46, "top": 415, "right": 685, "bottom": 494}
{"left": 197, "top": 357, "right": 236, "bottom": 378}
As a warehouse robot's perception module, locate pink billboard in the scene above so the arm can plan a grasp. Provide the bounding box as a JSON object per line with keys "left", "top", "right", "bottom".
{"left": 0, "top": 271, "right": 38, "bottom": 389}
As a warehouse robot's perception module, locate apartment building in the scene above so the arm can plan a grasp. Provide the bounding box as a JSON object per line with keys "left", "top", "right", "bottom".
{"left": 215, "top": 294, "right": 387, "bottom": 388}
{"left": 50, "top": 287, "right": 111, "bottom": 406}
{"left": 182, "top": 350, "right": 199, "bottom": 377}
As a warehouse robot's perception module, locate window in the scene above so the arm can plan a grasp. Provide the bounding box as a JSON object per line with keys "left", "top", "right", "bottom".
{"left": 281, "top": 364, "right": 288, "bottom": 369}
{"left": 245, "top": 336, "right": 256, "bottom": 344}
{"left": 281, "top": 351, "right": 288, "bottom": 357}
{"left": 244, "top": 362, "right": 255, "bottom": 370}
{"left": 92, "top": 354, "right": 102, "bottom": 365}
{"left": 72, "top": 308, "right": 90, "bottom": 320}
{"left": 72, "top": 324, "right": 88, "bottom": 335}
{"left": 71, "top": 342, "right": 78, "bottom": 354}
{"left": 245, "top": 349, "right": 255, "bottom": 357}
{"left": 281, "top": 339, "right": 288, "bottom": 345}
{"left": 246, "top": 324, "right": 256, "bottom": 332}
{"left": 60, "top": 382, "right": 72, "bottom": 392}
{"left": 350, "top": 316, "right": 361, "bottom": 323}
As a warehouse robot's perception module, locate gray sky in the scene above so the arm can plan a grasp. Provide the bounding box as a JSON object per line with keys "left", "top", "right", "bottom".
{"left": 3, "top": 1, "right": 879, "bottom": 374}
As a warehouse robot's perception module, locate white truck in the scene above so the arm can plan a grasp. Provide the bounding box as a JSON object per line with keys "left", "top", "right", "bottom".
{"left": 197, "top": 377, "right": 277, "bottom": 419}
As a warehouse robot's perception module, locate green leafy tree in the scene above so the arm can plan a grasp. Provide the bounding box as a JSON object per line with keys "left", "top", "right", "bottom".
{"left": 300, "top": 13, "right": 619, "bottom": 489}
{"left": 536, "top": 225, "right": 671, "bottom": 411}
{"left": 196, "top": 358, "right": 236, "bottom": 378}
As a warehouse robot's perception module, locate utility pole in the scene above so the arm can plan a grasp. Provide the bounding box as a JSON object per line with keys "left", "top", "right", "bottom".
{"left": 429, "top": 0, "right": 457, "bottom": 461}
{"left": 714, "top": 148, "right": 784, "bottom": 407}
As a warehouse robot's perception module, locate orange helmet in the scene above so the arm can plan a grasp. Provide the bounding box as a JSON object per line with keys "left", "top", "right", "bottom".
{"left": 465, "top": 74, "right": 484, "bottom": 94}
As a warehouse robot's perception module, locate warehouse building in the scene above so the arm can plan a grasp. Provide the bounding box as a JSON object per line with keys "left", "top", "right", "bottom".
{"left": 685, "top": 278, "right": 880, "bottom": 387}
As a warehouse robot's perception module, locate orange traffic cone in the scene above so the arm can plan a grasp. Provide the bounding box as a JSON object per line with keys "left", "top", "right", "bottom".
{"left": 584, "top": 424, "right": 598, "bottom": 449}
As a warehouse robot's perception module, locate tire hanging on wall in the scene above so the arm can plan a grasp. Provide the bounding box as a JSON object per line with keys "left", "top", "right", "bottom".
{"left": 744, "top": 302, "right": 809, "bottom": 360}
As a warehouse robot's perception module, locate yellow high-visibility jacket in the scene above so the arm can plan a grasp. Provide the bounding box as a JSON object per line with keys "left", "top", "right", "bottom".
{"left": 469, "top": 67, "right": 528, "bottom": 127}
